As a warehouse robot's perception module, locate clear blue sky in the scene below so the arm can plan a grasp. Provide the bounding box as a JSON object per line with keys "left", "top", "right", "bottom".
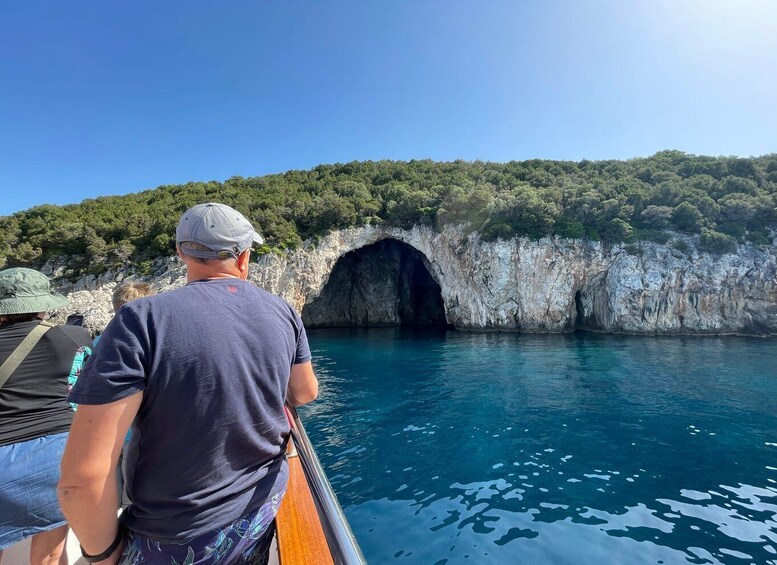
{"left": 1, "top": 0, "right": 776, "bottom": 216}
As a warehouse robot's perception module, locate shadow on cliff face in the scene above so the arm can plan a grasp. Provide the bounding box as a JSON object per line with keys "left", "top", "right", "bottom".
{"left": 302, "top": 239, "right": 449, "bottom": 328}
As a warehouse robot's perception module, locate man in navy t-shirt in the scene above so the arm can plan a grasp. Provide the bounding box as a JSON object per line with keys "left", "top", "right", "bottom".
{"left": 59, "top": 203, "right": 318, "bottom": 565}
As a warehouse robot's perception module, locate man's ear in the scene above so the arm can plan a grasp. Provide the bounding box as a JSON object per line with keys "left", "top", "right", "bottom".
{"left": 236, "top": 249, "right": 250, "bottom": 278}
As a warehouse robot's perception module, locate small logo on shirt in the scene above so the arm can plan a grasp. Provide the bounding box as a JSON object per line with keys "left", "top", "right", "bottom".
{"left": 227, "top": 285, "right": 238, "bottom": 294}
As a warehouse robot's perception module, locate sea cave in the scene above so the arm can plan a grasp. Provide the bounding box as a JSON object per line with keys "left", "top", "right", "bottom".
{"left": 301, "top": 239, "right": 449, "bottom": 328}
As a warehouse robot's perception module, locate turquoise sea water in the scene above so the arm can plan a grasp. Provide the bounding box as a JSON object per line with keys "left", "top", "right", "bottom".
{"left": 299, "top": 328, "right": 777, "bottom": 565}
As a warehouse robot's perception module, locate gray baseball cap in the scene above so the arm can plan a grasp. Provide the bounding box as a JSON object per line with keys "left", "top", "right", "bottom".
{"left": 176, "top": 203, "right": 264, "bottom": 260}
{"left": 0, "top": 267, "right": 68, "bottom": 315}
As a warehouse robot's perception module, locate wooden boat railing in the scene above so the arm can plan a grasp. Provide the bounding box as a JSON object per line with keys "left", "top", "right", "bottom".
{"left": 276, "top": 405, "right": 366, "bottom": 565}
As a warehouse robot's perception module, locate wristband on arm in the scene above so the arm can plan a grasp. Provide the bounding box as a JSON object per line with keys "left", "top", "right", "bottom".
{"left": 80, "top": 527, "right": 124, "bottom": 563}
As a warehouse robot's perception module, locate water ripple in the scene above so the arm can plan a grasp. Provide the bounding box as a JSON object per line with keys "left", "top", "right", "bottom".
{"left": 302, "top": 328, "right": 777, "bottom": 564}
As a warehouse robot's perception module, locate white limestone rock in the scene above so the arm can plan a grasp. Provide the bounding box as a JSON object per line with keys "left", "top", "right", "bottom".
{"left": 49, "top": 226, "right": 777, "bottom": 336}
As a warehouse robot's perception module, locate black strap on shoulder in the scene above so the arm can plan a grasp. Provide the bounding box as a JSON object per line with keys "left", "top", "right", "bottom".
{"left": 0, "top": 321, "right": 55, "bottom": 389}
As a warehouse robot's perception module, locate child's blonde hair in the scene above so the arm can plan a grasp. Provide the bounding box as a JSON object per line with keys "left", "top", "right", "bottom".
{"left": 112, "top": 282, "right": 154, "bottom": 313}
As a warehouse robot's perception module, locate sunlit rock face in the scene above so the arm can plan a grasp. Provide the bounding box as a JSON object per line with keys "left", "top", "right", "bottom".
{"left": 576, "top": 242, "right": 777, "bottom": 334}
{"left": 50, "top": 225, "right": 777, "bottom": 336}
{"left": 46, "top": 256, "right": 188, "bottom": 337}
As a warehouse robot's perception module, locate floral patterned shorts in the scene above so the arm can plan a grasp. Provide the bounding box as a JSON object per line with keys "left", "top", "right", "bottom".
{"left": 119, "top": 487, "right": 285, "bottom": 565}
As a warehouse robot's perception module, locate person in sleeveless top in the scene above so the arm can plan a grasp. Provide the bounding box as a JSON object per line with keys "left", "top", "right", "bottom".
{"left": 59, "top": 203, "right": 318, "bottom": 565}
{"left": 0, "top": 267, "right": 93, "bottom": 564}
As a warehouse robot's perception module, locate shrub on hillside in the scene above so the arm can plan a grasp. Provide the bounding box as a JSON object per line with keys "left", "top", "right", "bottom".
{"left": 699, "top": 228, "right": 737, "bottom": 254}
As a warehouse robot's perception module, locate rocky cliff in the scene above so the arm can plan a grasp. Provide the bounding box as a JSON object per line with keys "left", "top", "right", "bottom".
{"left": 50, "top": 226, "right": 777, "bottom": 336}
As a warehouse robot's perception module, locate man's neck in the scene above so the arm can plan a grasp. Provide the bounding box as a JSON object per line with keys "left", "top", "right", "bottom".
{"left": 179, "top": 249, "right": 249, "bottom": 282}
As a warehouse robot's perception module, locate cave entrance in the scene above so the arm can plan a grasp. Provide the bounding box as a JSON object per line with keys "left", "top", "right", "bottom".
{"left": 574, "top": 289, "right": 585, "bottom": 331}
{"left": 301, "top": 239, "right": 449, "bottom": 328}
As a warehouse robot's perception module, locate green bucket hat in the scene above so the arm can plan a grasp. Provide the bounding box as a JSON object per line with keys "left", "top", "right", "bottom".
{"left": 0, "top": 267, "right": 68, "bottom": 315}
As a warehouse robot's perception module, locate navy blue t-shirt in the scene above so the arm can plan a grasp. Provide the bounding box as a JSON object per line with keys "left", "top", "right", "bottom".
{"left": 69, "top": 278, "right": 311, "bottom": 542}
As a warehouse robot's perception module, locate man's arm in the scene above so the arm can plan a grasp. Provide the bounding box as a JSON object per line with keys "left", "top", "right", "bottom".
{"left": 287, "top": 361, "right": 318, "bottom": 406}
{"left": 58, "top": 392, "right": 143, "bottom": 564}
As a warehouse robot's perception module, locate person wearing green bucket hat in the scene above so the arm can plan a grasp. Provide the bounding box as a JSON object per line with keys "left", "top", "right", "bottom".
{"left": 0, "top": 267, "right": 93, "bottom": 563}
{"left": 0, "top": 267, "right": 69, "bottom": 316}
